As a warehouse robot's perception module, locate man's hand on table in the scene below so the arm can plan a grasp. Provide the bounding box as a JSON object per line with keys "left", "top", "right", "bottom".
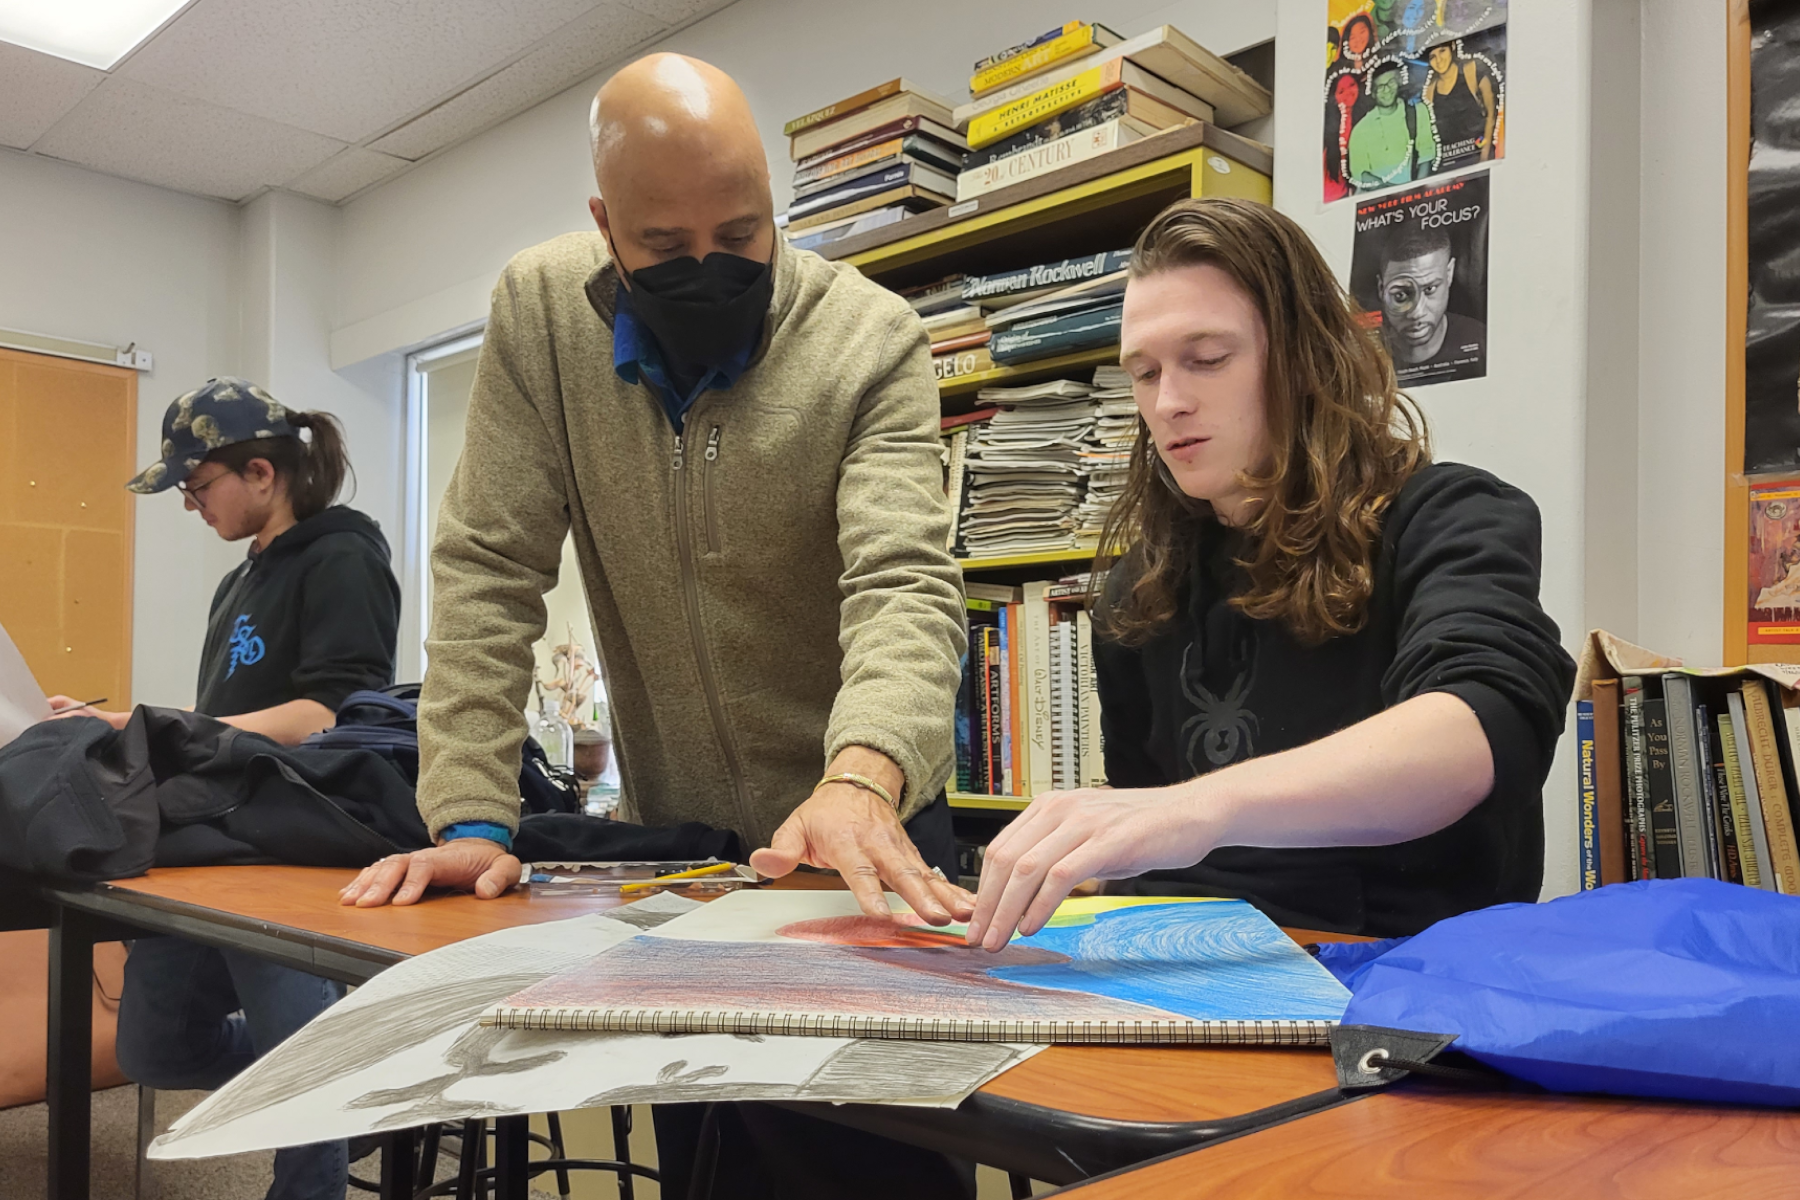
{"left": 750, "top": 748, "right": 975, "bottom": 926}
{"left": 338, "top": 837, "right": 521, "bottom": 907}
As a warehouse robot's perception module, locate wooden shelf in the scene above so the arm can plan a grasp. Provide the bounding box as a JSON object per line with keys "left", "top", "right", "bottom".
{"left": 958, "top": 547, "right": 1097, "bottom": 571}
{"left": 938, "top": 345, "right": 1121, "bottom": 398}
{"left": 949, "top": 793, "right": 1031, "bottom": 811}
{"left": 821, "top": 122, "right": 1271, "bottom": 281}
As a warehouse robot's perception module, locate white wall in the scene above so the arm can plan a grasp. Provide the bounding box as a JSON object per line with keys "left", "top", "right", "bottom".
{"left": 332, "top": 0, "right": 1278, "bottom": 360}
{"left": 0, "top": 149, "right": 240, "bottom": 707}
{"left": 241, "top": 191, "right": 404, "bottom": 542}
{"left": 1636, "top": 1, "right": 1727, "bottom": 661}
{"left": 0, "top": 155, "right": 409, "bottom": 707}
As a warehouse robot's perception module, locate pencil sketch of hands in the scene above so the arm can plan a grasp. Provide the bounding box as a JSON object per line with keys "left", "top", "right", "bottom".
{"left": 151, "top": 896, "right": 1039, "bottom": 1162}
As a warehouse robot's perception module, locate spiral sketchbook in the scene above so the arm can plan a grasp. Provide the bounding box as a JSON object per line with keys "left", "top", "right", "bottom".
{"left": 480, "top": 891, "right": 1350, "bottom": 1044}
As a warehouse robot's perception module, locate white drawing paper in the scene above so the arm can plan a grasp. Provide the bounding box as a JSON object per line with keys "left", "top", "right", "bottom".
{"left": 149, "top": 894, "right": 1038, "bottom": 1160}
{"left": 0, "top": 621, "right": 50, "bottom": 750}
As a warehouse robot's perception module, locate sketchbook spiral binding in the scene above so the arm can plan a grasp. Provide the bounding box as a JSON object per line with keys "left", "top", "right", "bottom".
{"left": 476, "top": 1007, "right": 1336, "bottom": 1045}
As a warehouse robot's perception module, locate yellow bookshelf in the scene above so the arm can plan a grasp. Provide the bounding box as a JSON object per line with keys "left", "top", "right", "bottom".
{"left": 949, "top": 793, "right": 1032, "bottom": 811}
{"left": 958, "top": 547, "right": 1097, "bottom": 572}
{"left": 828, "top": 123, "right": 1272, "bottom": 285}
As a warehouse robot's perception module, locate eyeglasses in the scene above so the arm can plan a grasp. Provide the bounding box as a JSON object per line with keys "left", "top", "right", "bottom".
{"left": 177, "top": 472, "right": 229, "bottom": 503}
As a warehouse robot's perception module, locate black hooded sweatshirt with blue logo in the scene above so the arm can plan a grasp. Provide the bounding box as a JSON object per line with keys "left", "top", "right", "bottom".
{"left": 195, "top": 505, "right": 400, "bottom": 718}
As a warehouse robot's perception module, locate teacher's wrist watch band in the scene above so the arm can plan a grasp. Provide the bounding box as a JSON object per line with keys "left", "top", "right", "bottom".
{"left": 816, "top": 771, "right": 898, "bottom": 811}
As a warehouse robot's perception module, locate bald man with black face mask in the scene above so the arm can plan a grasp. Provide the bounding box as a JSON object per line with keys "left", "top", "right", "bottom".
{"left": 338, "top": 52, "right": 978, "bottom": 1198}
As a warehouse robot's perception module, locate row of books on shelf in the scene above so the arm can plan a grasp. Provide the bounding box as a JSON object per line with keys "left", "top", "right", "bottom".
{"left": 942, "top": 367, "right": 1133, "bottom": 558}
{"left": 908, "top": 249, "right": 1129, "bottom": 380}
{"left": 955, "top": 577, "right": 1107, "bottom": 797}
{"left": 1577, "top": 670, "right": 1800, "bottom": 894}
{"left": 777, "top": 20, "right": 1266, "bottom": 253}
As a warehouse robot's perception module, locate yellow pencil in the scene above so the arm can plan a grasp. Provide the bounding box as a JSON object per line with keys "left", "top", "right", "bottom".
{"left": 617, "top": 861, "right": 738, "bottom": 894}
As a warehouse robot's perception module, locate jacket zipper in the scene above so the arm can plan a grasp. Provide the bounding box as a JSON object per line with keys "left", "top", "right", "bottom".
{"left": 702, "top": 426, "right": 722, "bottom": 555}
{"left": 671, "top": 425, "right": 759, "bottom": 842}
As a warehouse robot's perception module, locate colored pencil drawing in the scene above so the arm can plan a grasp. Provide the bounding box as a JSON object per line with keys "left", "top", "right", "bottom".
{"left": 492, "top": 893, "right": 1350, "bottom": 1031}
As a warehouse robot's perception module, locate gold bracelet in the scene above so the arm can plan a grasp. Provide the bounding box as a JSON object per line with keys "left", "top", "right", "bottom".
{"left": 816, "top": 771, "right": 898, "bottom": 810}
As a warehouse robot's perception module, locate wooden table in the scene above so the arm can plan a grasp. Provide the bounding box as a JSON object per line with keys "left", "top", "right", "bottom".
{"left": 36, "top": 867, "right": 1355, "bottom": 1197}
{"left": 1045, "top": 1079, "right": 1800, "bottom": 1198}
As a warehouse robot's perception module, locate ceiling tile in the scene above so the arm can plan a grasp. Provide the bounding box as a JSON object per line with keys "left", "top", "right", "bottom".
{"left": 0, "top": 42, "right": 104, "bottom": 150}
{"left": 369, "top": 2, "right": 667, "bottom": 162}
{"left": 117, "top": 0, "right": 603, "bottom": 144}
{"left": 621, "top": 0, "right": 739, "bottom": 27}
{"left": 285, "top": 145, "right": 410, "bottom": 203}
{"left": 33, "top": 77, "right": 344, "bottom": 201}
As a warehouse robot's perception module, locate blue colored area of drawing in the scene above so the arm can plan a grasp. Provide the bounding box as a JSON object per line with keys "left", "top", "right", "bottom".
{"left": 987, "top": 901, "right": 1350, "bottom": 1021}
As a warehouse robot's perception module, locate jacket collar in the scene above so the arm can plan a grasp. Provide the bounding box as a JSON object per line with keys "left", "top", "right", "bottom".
{"left": 584, "top": 232, "right": 799, "bottom": 370}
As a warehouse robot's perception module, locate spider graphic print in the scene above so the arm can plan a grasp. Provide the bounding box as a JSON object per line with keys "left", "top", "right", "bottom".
{"left": 1180, "top": 640, "right": 1258, "bottom": 769}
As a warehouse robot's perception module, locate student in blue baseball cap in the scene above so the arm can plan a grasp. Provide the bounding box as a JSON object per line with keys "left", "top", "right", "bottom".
{"left": 70, "top": 376, "right": 401, "bottom": 1200}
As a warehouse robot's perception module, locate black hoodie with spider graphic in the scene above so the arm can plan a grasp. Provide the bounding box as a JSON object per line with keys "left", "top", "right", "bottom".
{"left": 1095, "top": 462, "right": 1575, "bottom": 938}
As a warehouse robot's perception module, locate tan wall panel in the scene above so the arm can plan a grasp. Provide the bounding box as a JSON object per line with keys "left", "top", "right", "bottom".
{"left": 61, "top": 529, "right": 129, "bottom": 703}
{"left": 0, "top": 525, "right": 62, "bottom": 682}
{"left": 0, "top": 347, "right": 135, "bottom": 704}
{"left": 11, "top": 358, "right": 134, "bottom": 531}
{"left": 0, "top": 361, "right": 14, "bottom": 526}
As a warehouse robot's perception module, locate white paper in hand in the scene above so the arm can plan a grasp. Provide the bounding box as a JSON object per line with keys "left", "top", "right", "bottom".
{"left": 0, "top": 622, "right": 51, "bottom": 750}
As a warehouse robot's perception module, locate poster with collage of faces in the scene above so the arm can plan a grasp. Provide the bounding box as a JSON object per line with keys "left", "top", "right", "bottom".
{"left": 1330, "top": 1, "right": 1506, "bottom": 387}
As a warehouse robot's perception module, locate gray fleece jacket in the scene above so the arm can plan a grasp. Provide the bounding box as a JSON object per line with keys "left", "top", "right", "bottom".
{"left": 416, "top": 231, "right": 966, "bottom": 845}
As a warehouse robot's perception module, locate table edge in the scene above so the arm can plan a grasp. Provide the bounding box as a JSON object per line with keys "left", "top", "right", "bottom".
{"left": 46, "top": 881, "right": 403, "bottom": 985}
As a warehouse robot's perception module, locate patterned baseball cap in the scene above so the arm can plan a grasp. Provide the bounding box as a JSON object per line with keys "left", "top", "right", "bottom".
{"left": 126, "top": 377, "right": 293, "bottom": 494}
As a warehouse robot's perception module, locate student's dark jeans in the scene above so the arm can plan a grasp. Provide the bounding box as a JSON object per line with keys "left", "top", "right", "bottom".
{"left": 117, "top": 936, "right": 349, "bottom": 1200}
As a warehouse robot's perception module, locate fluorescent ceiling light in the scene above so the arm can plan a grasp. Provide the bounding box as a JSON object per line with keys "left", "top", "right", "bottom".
{"left": 0, "top": 0, "right": 190, "bottom": 70}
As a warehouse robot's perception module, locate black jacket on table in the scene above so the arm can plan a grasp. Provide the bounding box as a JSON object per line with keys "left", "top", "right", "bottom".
{"left": 1096, "top": 462, "right": 1576, "bottom": 938}
{"left": 195, "top": 505, "right": 401, "bottom": 717}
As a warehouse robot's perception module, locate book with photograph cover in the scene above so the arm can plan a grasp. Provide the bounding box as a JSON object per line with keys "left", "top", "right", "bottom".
{"left": 1748, "top": 482, "right": 1800, "bottom": 645}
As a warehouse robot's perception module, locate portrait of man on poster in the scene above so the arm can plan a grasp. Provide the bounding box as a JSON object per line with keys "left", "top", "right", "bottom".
{"left": 1375, "top": 223, "right": 1486, "bottom": 383}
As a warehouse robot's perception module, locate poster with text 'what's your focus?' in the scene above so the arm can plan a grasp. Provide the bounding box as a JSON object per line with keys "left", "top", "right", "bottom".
{"left": 1350, "top": 170, "right": 1489, "bottom": 388}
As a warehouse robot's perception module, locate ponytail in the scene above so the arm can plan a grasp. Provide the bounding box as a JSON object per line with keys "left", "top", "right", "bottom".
{"left": 284, "top": 411, "right": 352, "bottom": 520}
{"left": 205, "top": 409, "right": 354, "bottom": 521}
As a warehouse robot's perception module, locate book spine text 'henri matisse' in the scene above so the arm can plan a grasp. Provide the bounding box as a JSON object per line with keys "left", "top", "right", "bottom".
{"left": 967, "top": 60, "right": 1126, "bottom": 149}
{"left": 480, "top": 1005, "right": 1338, "bottom": 1045}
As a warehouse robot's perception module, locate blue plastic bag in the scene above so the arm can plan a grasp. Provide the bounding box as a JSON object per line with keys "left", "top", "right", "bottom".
{"left": 1315, "top": 879, "right": 1800, "bottom": 1105}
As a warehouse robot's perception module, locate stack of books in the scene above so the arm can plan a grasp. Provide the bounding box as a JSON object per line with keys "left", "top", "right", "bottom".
{"left": 1578, "top": 669, "right": 1800, "bottom": 894}
{"left": 1073, "top": 364, "right": 1137, "bottom": 542}
{"left": 952, "top": 24, "right": 1264, "bottom": 201}
{"left": 929, "top": 249, "right": 1130, "bottom": 382}
{"left": 956, "top": 577, "right": 1107, "bottom": 797}
{"left": 780, "top": 79, "right": 967, "bottom": 252}
{"left": 955, "top": 380, "right": 1097, "bottom": 559}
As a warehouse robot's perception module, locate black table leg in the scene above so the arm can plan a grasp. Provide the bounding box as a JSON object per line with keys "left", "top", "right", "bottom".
{"left": 492, "top": 1116, "right": 530, "bottom": 1200}
{"left": 380, "top": 1128, "right": 417, "bottom": 1200}
{"left": 47, "top": 904, "right": 96, "bottom": 1200}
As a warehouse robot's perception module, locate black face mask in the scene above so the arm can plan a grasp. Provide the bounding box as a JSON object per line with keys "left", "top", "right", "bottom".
{"left": 621, "top": 250, "right": 773, "bottom": 377}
